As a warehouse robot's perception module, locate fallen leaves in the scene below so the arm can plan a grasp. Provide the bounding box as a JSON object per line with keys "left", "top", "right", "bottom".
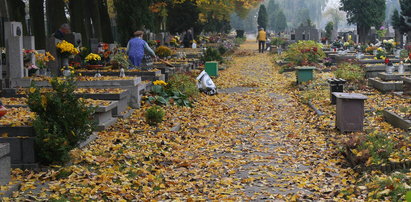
{"left": 6, "top": 42, "right": 385, "bottom": 201}
{"left": 0, "top": 107, "right": 35, "bottom": 126}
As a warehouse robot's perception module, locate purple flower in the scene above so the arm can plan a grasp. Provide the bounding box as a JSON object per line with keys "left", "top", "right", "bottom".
{"left": 380, "top": 26, "right": 386, "bottom": 30}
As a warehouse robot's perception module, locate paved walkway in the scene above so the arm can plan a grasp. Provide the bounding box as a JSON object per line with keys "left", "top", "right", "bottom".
{"left": 8, "top": 42, "right": 353, "bottom": 201}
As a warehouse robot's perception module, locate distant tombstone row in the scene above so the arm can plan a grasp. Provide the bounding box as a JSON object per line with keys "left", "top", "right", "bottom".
{"left": 292, "top": 24, "right": 320, "bottom": 42}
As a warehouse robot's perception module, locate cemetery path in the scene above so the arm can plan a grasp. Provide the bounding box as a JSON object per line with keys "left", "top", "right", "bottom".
{"left": 9, "top": 42, "right": 354, "bottom": 201}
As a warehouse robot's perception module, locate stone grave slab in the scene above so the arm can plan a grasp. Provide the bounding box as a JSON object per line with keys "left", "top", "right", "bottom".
{"left": 404, "top": 77, "right": 411, "bottom": 95}
{"left": 368, "top": 78, "right": 403, "bottom": 93}
{"left": 383, "top": 110, "right": 411, "bottom": 131}
{"left": 378, "top": 72, "right": 410, "bottom": 81}
{"left": 0, "top": 143, "right": 10, "bottom": 185}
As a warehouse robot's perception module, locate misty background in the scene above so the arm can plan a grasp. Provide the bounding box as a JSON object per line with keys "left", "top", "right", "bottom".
{"left": 231, "top": 0, "right": 401, "bottom": 33}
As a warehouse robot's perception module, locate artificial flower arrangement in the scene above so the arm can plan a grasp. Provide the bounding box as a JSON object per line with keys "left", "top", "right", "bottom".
{"left": 404, "top": 53, "right": 411, "bottom": 63}
{"left": 148, "top": 40, "right": 159, "bottom": 47}
{"left": 376, "top": 26, "right": 387, "bottom": 38}
{"left": 374, "top": 47, "right": 387, "bottom": 60}
{"left": 60, "top": 65, "right": 76, "bottom": 76}
{"left": 343, "top": 40, "right": 355, "bottom": 48}
{"left": 382, "top": 39, "right": 396, "bottom": 54}
{"left": 365, "top": 46, "right": 378, "bottom": 55}
{"left": 85, "top": 53, "right": 102, "bottom": 66}
{"left": 35, "top": 52, "right": 55, "bottom": 69}
{"left": 283, "top": 40, "right": 325, "bottom": 67}
{"left": 170, "top": 37, "right": 180, "bottom": 47}
{"left": 110, "top": 52, "right": 130, "bottom": 69}
{"left": 155, "top": 46, "right": 173, "bottom": 58}
{"left": 56, "top": 40, "right": 80, "bottom": 57}
{"left": 98, "top": 43, "right": 112, "bottom": 64}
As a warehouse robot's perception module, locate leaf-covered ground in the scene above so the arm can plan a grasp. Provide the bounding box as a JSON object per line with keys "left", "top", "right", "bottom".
{"left": 5, "top": 42, "right": 361, "bottom": 201}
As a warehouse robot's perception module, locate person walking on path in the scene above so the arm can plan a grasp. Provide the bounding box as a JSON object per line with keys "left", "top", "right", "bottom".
{"left": 127, "top": 31, "right": 157, "bottom": 67}
{"left": 257, "top": 28, "right": 267, "bottom": 53}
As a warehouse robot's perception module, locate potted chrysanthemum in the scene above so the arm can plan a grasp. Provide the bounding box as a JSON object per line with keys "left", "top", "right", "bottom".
{"left": 85, "top": 53, "right": 103, "bottom": 70}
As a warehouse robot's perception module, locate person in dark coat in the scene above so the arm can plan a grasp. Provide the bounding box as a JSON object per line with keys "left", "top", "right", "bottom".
{"left": 183, "top": 29, "right": 194, "bottom": 48}
{"left": 52, "top": 24, "right": 71, "bottom": 40}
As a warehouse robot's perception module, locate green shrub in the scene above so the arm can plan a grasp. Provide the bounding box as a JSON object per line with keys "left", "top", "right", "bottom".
{"left": 27, "top": 77, "right": 95, "bottom": 165}
{"left": 218, "top": 46, "right": 228, "bottom": 55}
{"left": 234, "top": 37, "right": 246, "bottom": 45}
{"left": 168, "top": 74, "right": 199, "bottom": 99}
{"left": 357, "top": 133, "right": 395, "bottom": 165}
{"left": 202, "top": 48, "right": 223, "bottom": 63}
{"left": 148, "top": 81, "right": 193, "bottom": 107}
{"left": 283, "top": 40, "right": 325, "bottom": 66}
{"left": 335, "top": 63, "right": 365, "bottom": 83}
{"left": 270, "top": 37, "right": 287, "bottom": 47}
{"left": 145, "top": 105, "right": 165, "bottom": 126}
{"left": 367, "top": 172, "right": 410, "bottom": 201}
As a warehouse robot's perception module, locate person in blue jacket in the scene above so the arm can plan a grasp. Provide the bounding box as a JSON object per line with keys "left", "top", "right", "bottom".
{"left": 127, "top": 31, "right": 157, "bottom": 67}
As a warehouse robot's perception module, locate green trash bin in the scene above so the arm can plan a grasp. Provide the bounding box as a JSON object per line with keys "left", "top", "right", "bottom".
{"left": 205, "top": 61, "right": 219, "bottom": 77}
{"left": 296, "top": 66, "right": 316, "bottom": 84}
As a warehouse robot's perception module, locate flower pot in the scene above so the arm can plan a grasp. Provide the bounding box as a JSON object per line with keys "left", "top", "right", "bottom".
{"left": 38, "top": 69, "right": 47, "bottom": 76}
{"left": 62, "top": 57, "right": 69, "bottom": 67}
{"left": 86, "top": 65, "right": 104, "bottom": 70}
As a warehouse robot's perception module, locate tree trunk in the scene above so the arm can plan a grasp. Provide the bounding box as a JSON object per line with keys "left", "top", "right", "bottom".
{"left": 357, "top": 24, "right": 370, "bottom": 44}
{"left": 69, "top": 0, "right": 90, "bottom": 47}
{"left": 46, "top": 0, "right": 67, "bottom": 36}
{"left": 88, "top": 0, "right": 103, "bottom": 41}
{"left": 30, "top": 0, "right": 46, "bottom": 49}
{"left": 0, "top": 0, "right": 10, "bottom": 19}
{"left": 98, "top": 0, "right": 113, "bottom": 43}
{"left": 6, "top": 0, "right": 26, "bottom": 33}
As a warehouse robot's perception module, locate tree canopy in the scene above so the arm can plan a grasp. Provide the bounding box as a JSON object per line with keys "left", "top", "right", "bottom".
{"left": 257, "top": 4, "right": 268, "bottom": 30}
{"left": 340, "top": 0, "right": 386, "bottom": 42}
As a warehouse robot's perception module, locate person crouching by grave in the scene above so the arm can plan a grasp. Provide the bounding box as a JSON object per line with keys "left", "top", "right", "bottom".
{"left": 127, "top": 31, "right": 158, "bottom": 67}
{"left": 257, "top": 28, "right": 267, "bottom": 53}
{"left": 53, "top": 24, "right": 72, "bottom": 41}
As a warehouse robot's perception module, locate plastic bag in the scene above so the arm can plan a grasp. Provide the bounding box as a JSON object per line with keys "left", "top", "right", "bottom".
{"left": 196, "top": 71, "right": 217, "bottom": 95}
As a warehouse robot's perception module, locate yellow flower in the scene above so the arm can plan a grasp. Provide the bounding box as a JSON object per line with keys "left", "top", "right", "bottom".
{"left": 85, "top": 53, "right": 102, "bottom": 62}
{"left": 56, "top": 40, "right": 78, "bottom": 55}
{"left": 153, "top": 80, "right": 167, "bottom": 86}
{"left": 41, "top": 95, "right": 47, "bottom": 109}
{"left": 29, "top": 87, "right": 36, "bottom": 94}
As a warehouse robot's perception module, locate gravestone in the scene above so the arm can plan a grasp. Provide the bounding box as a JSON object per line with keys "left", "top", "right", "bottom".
{"left": 109, "top": 43, "right": 118, "bottom": 52}
{"left": 4, "top": 22, "right": 24, "bottom": 87}
{"left": 46, "top": 37, "right": 61, "bottom": 76}
{"left": 23, "top": 36, "right": 36, "bottom": 77}
{"left": 73, "top": 32, "right": 82, "bottom": 47}
{"left": 369, "top": 27, "right": 377, "bottom": 42}
{"left": 290, "top": 33, "right": 296, "bottom": 41}
{"left": 294, "top": 24, "right": 320, "bottom": 42}
{"left": 90, "top": 38, "right": 99, "bottom": 53}
{"left": 63, "top": 32, "right": 82, "bottom": 47}
{"left": 155, "top": 33, "right": 162, "bottom": 45}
